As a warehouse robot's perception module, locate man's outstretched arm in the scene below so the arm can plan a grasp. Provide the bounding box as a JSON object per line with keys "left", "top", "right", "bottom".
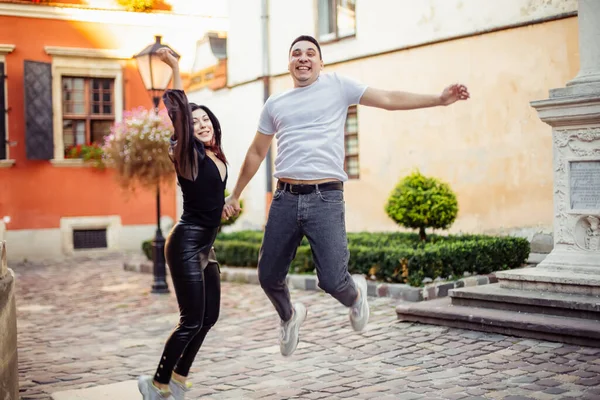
{"left": 359, "top": 83, "right": 470, "bottom": 110}
{"left": 223, "top": 131, "right": 274, "bottom": 217}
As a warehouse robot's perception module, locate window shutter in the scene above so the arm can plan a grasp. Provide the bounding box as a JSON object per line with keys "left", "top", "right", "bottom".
{"left": 24, "top": 60, "right": 53, "bottom": 160}
{"left": 0, "top": 62, "right": 5, "bottom": 160}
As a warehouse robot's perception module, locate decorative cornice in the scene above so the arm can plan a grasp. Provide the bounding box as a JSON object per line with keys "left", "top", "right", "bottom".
{"left": 0, "top": 3, "right": 227, "bottom": 29}
{"left": 530, "top": 94, "right": 600, "bottom": 128}
{"left": 0, "top": 44, "right": 15, "bottom": 55}
{"left": 44, "top": 46, "right": 131, "bottom": 60}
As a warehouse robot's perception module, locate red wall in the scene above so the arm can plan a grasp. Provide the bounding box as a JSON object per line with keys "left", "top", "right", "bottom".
{"left": 0, "top": 15, "right": 176, "bottom": 230}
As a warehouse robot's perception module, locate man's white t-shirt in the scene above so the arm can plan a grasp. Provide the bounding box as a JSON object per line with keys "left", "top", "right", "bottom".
{"left": 258, "top": 73, "right": 367, "bottom": 182}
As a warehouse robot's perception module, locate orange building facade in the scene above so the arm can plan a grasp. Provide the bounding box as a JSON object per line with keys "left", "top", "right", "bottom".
{"left": 0, "top": 2, "right": 226, "bottom": 261}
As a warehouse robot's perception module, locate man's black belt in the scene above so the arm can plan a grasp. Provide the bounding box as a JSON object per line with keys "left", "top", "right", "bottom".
{"left": 277, "top": 180, "right": 343, "bottom": 195}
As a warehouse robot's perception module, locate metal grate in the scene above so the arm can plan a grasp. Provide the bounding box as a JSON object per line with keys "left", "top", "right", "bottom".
{"left": 73, "top": 229, "right": 107, "bottom": 250}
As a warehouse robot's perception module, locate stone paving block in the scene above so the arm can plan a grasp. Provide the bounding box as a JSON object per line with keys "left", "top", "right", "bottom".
{"left": 463, "top": 277, "right": 478, "bottom": 287}
{"left": 476, "top": 276, "right": 489, "bottom": 285}
{"left": 391, "top": 284, "right": 423, "bottom": 302}
{"left": 305, "top": 277, "right": 318, "bottom": 290}
{"left": 444, "top": 393, "right": 469, "bottom": 400}
{"left": 426, "top": 286, "right": 436, "bottom": 299}
{"left": 367, "top": 281, "right": 377, "bottom": 297}
{"left": 287, "top": 274, "right": 308, "bottom": 290}
{"left": 375, "top": 283, "right": 388, "bottom": 297}
{"left": 437, "top": 282, "right": 455, "bottom": 297}
{"left": 578, "top": 377, "right": 600, "bottom": 386}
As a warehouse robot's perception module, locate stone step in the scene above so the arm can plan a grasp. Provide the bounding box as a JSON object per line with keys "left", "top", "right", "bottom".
{"left": 449, "top": 284, "right": 600, "bottom": 320}
{"left": 395, "top": 297, "right": 600, "bottom": 348}
{"left": 496, "top": 268, "right": 600, "bottom": 296}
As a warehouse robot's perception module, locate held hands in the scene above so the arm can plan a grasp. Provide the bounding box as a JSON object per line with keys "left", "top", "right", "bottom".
{"left": 156, "top": 47, "right": 179, "bottom": 69}
{"left": 222, "top": 195, "right": 241, "bottom": 220}
{"left": 440, "top": 83, "right": 470, "bottom": 106}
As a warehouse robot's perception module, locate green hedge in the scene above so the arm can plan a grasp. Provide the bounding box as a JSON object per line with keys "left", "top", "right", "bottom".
{"left": 212, "top": 231, "right": 530, "bottom": 287}
{"left": 214, "top": 230, "right": 492, "bottom": 247}
{"left": 145, "top": 230, "right": 487, "bottom": 260}
{"left": 144, "top": 230, "right": 530, "bottom": 287}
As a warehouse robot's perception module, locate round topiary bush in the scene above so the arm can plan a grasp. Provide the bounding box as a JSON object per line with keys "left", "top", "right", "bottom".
{"left": 385, "top": 170, "right": 458, "bottom": 242}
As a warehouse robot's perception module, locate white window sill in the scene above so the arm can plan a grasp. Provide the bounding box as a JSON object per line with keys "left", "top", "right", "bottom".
{"left": 50, "top": 159, "right": 96, "bottom": 168}
{"left": 0, "top": 160, "right": 15, "bottom": 168}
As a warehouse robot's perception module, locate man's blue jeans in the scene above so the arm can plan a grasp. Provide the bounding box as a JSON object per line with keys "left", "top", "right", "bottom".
{"left": 258, "top": 184, "right": 358, "bottom": 322}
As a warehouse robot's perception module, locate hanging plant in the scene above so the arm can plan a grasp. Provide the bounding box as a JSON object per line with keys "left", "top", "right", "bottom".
{"left": 102, "top": 106, "right": 175, "bottom": 190}
{"left": 116, "top": 0, "right": 155, "bottom": 12}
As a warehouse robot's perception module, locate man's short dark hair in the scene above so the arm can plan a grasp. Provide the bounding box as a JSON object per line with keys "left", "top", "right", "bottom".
{"left": 289, "top": 35, "right": 322, "bottom": 60}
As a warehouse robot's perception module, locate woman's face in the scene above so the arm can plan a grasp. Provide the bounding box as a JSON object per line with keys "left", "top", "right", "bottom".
{"left": 192, "top": 108, "right": 214, "bottom": 144}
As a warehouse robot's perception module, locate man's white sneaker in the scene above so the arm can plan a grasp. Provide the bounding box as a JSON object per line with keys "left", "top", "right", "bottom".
{"left": 349, "top": 275, "right": 369, "bottom": 332}
{"left": 279, "top": 302, "right": 307, "bottom": 356}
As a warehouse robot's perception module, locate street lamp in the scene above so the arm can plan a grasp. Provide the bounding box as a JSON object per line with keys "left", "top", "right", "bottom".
{"left": 134, "top": 35, "right": 180, "bottom": 111}
{"left": 133, "top": 35, "right": 180, "bottom": 294}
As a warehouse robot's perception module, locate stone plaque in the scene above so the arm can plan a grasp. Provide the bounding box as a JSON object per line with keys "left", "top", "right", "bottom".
{"left": 570, "top": 161, "right": 600, "bottom": 210}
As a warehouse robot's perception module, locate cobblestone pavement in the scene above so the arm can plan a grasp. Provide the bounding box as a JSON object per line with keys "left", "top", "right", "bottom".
{"left": 12, "top": 255, "right": 600, "bottom": 400}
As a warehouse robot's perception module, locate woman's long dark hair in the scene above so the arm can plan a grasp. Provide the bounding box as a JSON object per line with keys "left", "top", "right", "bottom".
{"left": 163, "top": 89, "right": 227, "bottom": 181}
{"left": 190, "top": 103, "right": 228, "bottom": 165}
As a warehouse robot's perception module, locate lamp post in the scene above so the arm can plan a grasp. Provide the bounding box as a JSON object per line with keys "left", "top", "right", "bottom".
{"left": 133, "top": 35, "right": 180, "bottom": 294}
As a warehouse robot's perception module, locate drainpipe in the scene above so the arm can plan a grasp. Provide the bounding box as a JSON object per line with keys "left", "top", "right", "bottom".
{"left": 261, "top": 0, "right": 273, "bottom": 216}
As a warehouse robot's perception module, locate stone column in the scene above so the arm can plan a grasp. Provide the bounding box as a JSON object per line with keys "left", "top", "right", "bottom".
{"left": 497, "top": 0, "right": 600, "bottom": 292}
{"left": 567, "top": 0, "right": 600, "bottom": 87}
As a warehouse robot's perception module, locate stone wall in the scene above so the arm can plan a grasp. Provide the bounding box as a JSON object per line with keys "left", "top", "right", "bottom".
{"left": 0, "top": 241, "right": 19, "bottom": 399}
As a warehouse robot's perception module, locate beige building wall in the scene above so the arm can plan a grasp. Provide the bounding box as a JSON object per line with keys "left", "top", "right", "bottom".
{"left": 269, "top": 17, "right": 580, "bottom": 234}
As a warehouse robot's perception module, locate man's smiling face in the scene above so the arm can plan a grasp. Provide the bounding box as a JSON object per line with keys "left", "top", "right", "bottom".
{"left": 288, "top": 40, "right": 323, "bottom": 88}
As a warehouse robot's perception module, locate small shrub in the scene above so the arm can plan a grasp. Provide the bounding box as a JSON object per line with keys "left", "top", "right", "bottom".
{"left": 385, "top": 170, "right": 458, "bottom": 242}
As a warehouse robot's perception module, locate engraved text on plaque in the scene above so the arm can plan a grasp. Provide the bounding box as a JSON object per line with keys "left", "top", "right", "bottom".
{"left": 570, "top": 161, "right": 600, "bottom": 210}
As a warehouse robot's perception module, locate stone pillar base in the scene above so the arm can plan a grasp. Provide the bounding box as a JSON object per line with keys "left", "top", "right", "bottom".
{"left": 497, "top": 247, "right": 600, "bottom": 295}
{"left": 0, "top": 241, "right": 18, "bottom": 400}
{"left": 532, "top": 248, "right": 600, "bottom": 272}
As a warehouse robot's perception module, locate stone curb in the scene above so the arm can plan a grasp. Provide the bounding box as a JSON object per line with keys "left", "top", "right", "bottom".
{"left": 124, "top": 257, "right": 153, "bottom": 274}
{"left": 124, "top": 257, "right": 496, "bottom": 302}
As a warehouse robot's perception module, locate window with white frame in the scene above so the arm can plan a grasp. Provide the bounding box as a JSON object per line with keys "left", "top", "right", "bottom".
{"left": 44, "top": 47, "right": 125, "bottom": 162}
{"left": 62, "top": 76, "right": 115, "bottom": 153}
{"left": 317, "top": 0, "right": 356, "bottom": 43}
